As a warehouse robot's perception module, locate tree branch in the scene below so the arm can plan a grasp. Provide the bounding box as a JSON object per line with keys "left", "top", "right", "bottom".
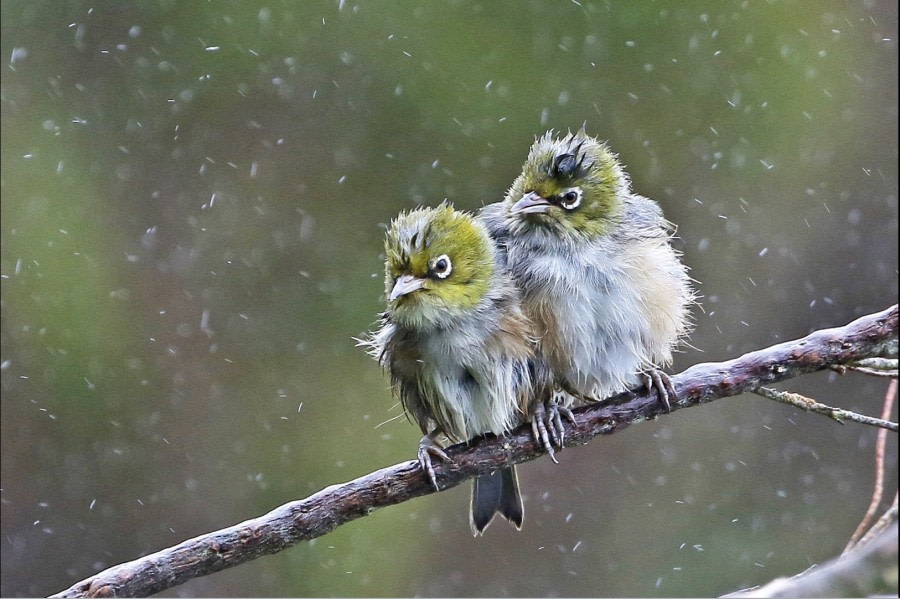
{"left": 834, "top": 357, "right": 899, "bottom": 378}
{"left": 845, "top": 380, "right": 898, "bottom": 553}
{"left": 752, "top": 385, "right": 898, "bottom": 431}
{"left": 722, "top": 521, "right": 898, "bottom": 598}
{"left": 51, "top": 304, "right": 899, "bottom": 598}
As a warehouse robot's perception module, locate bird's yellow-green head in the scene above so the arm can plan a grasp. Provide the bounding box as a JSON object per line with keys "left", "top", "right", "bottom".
{"left": 505, "top": 129, "right": 627, "bottom": 238}
{"left": 383, "top": 203, "right": 495, "bottom": 330}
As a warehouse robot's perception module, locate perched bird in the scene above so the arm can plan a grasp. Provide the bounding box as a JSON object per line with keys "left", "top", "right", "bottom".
{"left": 363, "top": 203, "right": 537, "bottom": 534}
{"left": 480, "top": 129, "right": 695, "bottom": 447}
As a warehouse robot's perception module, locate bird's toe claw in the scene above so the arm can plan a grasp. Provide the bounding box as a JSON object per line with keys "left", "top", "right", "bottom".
{"left": 531, "top": 395, "right": 576, "bottom": 463}
{"left": 418, "top": 437, "right": 451, "bottom": 491}
{"left": 643, "top": 369, "right": 677, "bottom": 413}
{"left": 531, "top": 403, "right": 558, "bottom": 463}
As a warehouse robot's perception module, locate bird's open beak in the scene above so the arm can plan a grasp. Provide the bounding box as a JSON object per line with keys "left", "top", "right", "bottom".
{"left": 511, "top": 191, "right": 553, "bottom": 215}
{"left": 389, "top": 274, "right": 426, "bottom": 301}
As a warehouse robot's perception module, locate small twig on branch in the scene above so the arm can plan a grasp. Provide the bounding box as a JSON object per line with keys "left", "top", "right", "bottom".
{"left": 854, "top": 358, "right": 900, "bottom": 370}
{"left": 845, "top": 380, "right": 898, "bottom": 554}
{"left": 752, "top": 386, "right": 898, "bottom": 432}
{"left": 833, "top": 357, "right": 899, "bottom": 378}
{"left": 843, "top": 366, "right": 899, "bottom": 378}
{"left": 51, "top": 304, "right": 899, "bottom": 598}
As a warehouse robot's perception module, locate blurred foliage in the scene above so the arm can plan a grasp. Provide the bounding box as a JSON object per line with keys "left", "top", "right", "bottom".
{"left": 1, "top": 0, "right": 897, "bottom": 597}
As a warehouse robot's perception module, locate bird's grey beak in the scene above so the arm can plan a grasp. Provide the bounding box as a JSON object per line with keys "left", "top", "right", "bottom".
{"left": 511, "top": 191, "right": 552, "bottom": 215}
{"left": 389, "top": 274, "right": 426, "bottom": 301}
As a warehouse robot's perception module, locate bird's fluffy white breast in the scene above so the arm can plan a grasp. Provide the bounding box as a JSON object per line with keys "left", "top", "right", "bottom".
{"left": 416, "top": 320, "right": 523, "bottom": 441}
{"left": 367, "top": 295, "right": 529, "bottom": 443}
{"left": 509, "top": 232, "right": 652, "bottom": 398}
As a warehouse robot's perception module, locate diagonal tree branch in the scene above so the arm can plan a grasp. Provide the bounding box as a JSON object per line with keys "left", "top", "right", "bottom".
{"left": 52, "top": 304, "right": 899, "bottom": 598}
{"left": 722, "top": 521, "right": 898, "bottom": 598}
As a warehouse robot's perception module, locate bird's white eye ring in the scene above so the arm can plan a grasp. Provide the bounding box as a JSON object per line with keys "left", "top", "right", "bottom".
{"left": 560, "top": 187, "right": 582, "bottom": 210}
{"left": 431, "top": 254, "right": 453, "bottom": 279}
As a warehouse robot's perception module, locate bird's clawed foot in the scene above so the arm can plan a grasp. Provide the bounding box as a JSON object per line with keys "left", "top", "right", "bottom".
{"left": 642, "top": 369, "right": 677, "bottom": 413}
{"left": 530, "top": 394, "right": 577, "bottom": 464}
{"left": 418, "top": 433, "right": 451, "bottom": 491}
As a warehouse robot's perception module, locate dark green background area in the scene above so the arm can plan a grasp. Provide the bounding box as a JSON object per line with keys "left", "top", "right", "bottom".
{"left": 1, "top": 1, "right": 897, "bottom": 596}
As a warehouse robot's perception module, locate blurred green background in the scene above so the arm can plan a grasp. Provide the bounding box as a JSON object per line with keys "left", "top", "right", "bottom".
{"left": 1, "top": 1, "right": 897, "bottom": 596}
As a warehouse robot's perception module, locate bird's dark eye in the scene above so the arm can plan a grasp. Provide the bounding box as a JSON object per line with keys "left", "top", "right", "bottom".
{"left": 431, "top": 254, "right": 453, "bottom": 279}
{"left": 560, "top": 187, "right": 582, "bottom": 210}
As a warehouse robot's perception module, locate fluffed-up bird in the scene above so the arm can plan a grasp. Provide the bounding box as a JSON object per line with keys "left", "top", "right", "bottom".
{"left": 480, "top": 129, "right": 695, "bottom": 449}
{"left": 363, "top": 203, "right": 538, "bottom": 534}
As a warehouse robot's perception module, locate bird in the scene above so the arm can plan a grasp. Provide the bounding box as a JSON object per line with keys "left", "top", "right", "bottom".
{"left": 362, "top": 202, "right": 538, "bottom": 534}
{"left": 480, "top": 128, "right": 695, "bottom": 449}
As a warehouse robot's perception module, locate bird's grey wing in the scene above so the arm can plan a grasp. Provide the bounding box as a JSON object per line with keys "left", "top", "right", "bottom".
{"left": 381, "top": 325, "right": 435, "bottom": 436}
{"left": 621, "top": 194, "right": 674, "bottom": 240}
{"left": 477, "top": 201, "right": 511, "bottom": 270}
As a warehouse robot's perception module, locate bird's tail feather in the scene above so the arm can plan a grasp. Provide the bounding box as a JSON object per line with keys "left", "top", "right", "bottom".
{"left": 470, "top": 466, "right": 524, "bottom": 535}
